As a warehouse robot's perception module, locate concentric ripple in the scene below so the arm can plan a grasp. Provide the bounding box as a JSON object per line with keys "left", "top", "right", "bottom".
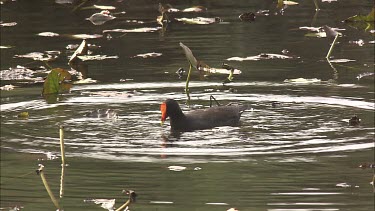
{"left": 1, "top": 82, "right": 374, "bottom": 163}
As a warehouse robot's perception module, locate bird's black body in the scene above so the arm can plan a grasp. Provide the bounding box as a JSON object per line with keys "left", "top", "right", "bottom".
{"left": 162, "top": 99, "right": 247, "bottom": 131}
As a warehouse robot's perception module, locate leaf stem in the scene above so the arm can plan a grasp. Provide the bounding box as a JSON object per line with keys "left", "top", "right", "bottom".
{"left": 115, "top": 199, "right": 131, "bottom": 211}
{"left": 59, "top": 125, "right": 66, "bottom": 166}
{"left": 38, "top": 165, "right": 61, "bottom": 210}
{"left": 185, "top": 64, "right": 192, "bottom": 103}
{"left": 313, "top": 0, "right": 320, "bottom": 11}
{"left": 326, "top": 34, "right": 339, "bottom": 59}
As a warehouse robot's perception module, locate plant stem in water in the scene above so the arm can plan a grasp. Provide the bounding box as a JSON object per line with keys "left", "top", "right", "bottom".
{"left": 313, "top": 0, "right": 320, "bottom": 11}
{"left": 326, "top": 34, "right": 339, "bottom": 59}
{"left": 60, "top": 164, "right": 65, "bottom": 198}
{"left": 185, "top": 64, "right": 192, "bottom": 103}
{"left": 115, "top": 199, "right": 131, "bottom": 211}
{"left": 59, "top": 125, "right": 65, "bottom": 166}
{"left": 38, "top": 165, "right": 61, "bottom": 209}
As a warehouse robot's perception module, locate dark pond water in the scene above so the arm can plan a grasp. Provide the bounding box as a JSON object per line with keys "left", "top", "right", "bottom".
{"left": 1, "top": 0, "right": 374, "bottom": 210}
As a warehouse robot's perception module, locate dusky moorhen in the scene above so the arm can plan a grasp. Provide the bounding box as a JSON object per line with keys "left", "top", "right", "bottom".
{"left": 160, "top": 99, "right": 248, "bottom": 131}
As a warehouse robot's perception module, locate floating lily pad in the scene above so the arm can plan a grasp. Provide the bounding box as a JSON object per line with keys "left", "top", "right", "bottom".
{"left": 227, "top": 53, "right": 295, "bottom": 61}
{"left": 76, "top": 55, "right": 119, "bottom": 61}
{"left": 43, "top": 68, "right": 72, "bottom": 95}
{"left": 0, "top": 22, "right": 17, "bottom": 27}
{"left": 175, "top": 17, "right": 221, "bottom": 25}
{"left": 284, "top": 78, "right": 321, "bottom": 84}
{"left": 103, "top": 27, "right": 161, "bottom": 33}
{"left": 328, "top": 59, "right": 356, "bottom": 63}
{"left": 87, "top": 10, "right": 116, "bottom": 25}
{"left": 81, "top": 4, "right": 116, "bottom": 10}
{"left": 131, "top": 52, "right": 162, "bottom": 58}
{"left": 37, "top": 32, "right": 60, "bottom": 37}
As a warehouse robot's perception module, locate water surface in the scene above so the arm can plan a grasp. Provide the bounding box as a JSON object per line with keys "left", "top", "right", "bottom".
{"left": 1, "top": 0, "right": 374, "bottom": 210}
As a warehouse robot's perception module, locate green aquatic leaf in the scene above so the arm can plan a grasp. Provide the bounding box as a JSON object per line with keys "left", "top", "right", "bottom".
{"left": 43, "top": 68, "right": 72, "bottom": 95}
{"left": 345, "top": 8, "right": 374, "bottom": 22}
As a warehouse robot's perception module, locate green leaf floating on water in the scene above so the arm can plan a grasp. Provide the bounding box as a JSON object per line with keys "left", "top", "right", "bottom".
{"left": 43, "top": 68, "right": 72, "bottom": 95}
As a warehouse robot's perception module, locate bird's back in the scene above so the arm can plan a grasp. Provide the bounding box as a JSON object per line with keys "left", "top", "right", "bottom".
{"left": 183, "top": 104, "right": 247, "bottom": 131}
